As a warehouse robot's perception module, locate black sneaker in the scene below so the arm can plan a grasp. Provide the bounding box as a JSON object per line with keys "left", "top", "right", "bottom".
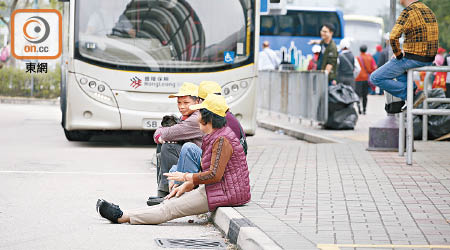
{"left": 96, "top": 199, "right": 123, "bottom": 223}
{"left": 147, "top": 196, "right": 164, "bottom": 206}
{"left": 385, "top": 101, "right": 405, "bottom": 114}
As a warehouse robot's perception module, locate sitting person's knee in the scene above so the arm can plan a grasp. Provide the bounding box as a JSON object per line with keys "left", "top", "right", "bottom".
{"left": 370, "top": 72, "right": 380, "bottom": 86}
{"left": 183, "top": 142, "right": 198, "bottom": 153}
{"left": 161, "top": 143, "right": 180, "bottom": 152}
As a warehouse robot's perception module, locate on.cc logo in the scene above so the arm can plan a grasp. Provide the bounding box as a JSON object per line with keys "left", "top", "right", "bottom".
{"left": 23, "top": 16, "right": 50, "bottom": 44}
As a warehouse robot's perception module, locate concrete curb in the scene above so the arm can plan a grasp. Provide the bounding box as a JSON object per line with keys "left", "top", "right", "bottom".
{"left": 0, "top": 96, "right": 59, "bottom": 105}
{"left": 212, "top": 207, "right": 282, "bottom": 250}
{"left": 257, "top": 119, "right": 342, "bottom": 144}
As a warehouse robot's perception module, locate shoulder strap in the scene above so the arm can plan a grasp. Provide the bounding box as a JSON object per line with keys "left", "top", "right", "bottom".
{"left": 359, "top": 56, "right": 369, "bottom": 73}
{"left": 341, "top": 53, "right": 354, "bottom": 70}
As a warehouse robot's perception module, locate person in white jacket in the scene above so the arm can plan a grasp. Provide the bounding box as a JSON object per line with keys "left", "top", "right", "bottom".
{"left": 258, "top": 41, "right": 281, "bottom": 71}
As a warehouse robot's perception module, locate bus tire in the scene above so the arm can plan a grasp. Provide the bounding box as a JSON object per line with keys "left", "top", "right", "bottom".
{"left": 64, "top": 129, "right": 91, "bottom": 141}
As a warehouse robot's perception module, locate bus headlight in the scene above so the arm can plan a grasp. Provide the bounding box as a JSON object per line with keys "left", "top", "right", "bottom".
{"left": 98, "top": 84, "right": 105, "bottom": 92}
{"left": 75, "top": 73, "right": 118, "bottom": 107}
{"left": 222, "top": 78, "right": 251, "bottom": 104}
{"left": 88, "top": 81, "right": 96, "bottom": 88}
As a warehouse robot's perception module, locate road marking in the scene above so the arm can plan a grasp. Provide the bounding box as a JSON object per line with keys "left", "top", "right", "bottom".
{"left": 317, "top": 244, "right": 450, "bottom": 250}
{"left": 0, "top": 170, "right": 152, "bottom": 175}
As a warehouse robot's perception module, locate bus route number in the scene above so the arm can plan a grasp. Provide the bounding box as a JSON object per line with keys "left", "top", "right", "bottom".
{"left": 143, "top": 119, "right": 160, "bottom": 129}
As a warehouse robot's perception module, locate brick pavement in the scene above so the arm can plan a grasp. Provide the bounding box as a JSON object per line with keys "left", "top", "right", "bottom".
{"left": 237, "top": 95, "right": 450, "bottom": 249}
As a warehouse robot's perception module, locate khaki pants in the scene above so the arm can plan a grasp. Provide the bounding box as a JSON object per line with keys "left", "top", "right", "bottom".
{"left": 127, "top": 185, "right": 209, "bottom": 225}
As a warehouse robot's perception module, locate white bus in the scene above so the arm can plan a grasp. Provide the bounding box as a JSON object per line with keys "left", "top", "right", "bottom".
{"left": 59, "top": 0, "right": 258, "bottom": 141}
{"left": 344, "top": 15, "right": 384, "bottom": 56}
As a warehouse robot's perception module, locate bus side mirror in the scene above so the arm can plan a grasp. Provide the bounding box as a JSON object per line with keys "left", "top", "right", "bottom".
{"left": 261, "top": 0, "right": 287, "bottom": 16}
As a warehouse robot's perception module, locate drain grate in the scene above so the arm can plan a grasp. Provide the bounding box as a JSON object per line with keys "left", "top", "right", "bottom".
{"left": 155, "top": 238, "right": 226, "bottom": 249}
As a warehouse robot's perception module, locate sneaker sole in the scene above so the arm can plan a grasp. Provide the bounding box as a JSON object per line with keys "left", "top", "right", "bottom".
{"left": 413, "top": 93, "right": 426, "bottom": 108}
{"left": 147, "top": 198, "right": 164, "bottom": 206}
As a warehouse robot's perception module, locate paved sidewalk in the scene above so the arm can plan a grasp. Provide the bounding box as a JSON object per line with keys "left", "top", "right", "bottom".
{"left": 238, "top": 95, "right": 450, "bottom": 249}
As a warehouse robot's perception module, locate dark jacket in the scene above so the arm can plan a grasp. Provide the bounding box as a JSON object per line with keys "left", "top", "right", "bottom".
{"left": 337, "top": 50, "right": 355, "bottom": 80}
{"left": 319, "top": 40, "right": 338, "bottom": 81}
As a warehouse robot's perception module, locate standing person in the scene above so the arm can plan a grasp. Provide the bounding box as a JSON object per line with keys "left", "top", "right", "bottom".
{"left": 96, "top": 94, "right": 251, "bottom": 225}
{"left": 307, "top": 45, "right": 322, "bottom": 70}
{"left": 151, "top": 83, "right": 203, "bottom": 200}
{"left": 445, "top": 54, "right": 450, "bottom": 97}
{"left": 370, "top": 0, "right": 439, "bottom": 111}
{"left": 373, "top": 45, "right": 383, "bottom": 65}
{"left": 258, "top": 41, "right": 281, "bottom": 70}
{"left": 355, "top": 45, "right": 377, "bottom": 115}
{"left": 337, "top": 38, "right": 360, "bottom": 90}
{"left": 309, "top": 23, "right": 338, "bottom": 85}
{"left": 432, "top": 48, "right": 447, "bottom": 91}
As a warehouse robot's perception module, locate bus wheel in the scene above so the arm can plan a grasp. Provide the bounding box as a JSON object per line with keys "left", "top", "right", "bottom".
{"left": 64, "top": 129, "right": 91, "bottom": 141}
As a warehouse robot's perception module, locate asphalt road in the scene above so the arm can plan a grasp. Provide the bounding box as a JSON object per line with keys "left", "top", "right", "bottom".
{"left": 0, "top": 103, "right": 226, "bottom": 250}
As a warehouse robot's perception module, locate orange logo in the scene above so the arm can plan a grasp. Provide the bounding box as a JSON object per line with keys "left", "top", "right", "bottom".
{"left": 11, "top": 9, "right": 62, "bottom": 60}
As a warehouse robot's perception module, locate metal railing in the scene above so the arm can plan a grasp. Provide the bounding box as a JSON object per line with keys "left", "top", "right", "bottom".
{"left": 257, "top": 70, "right": 329, "bottom": 123}
{"left": 398, "top": 66, "right": 450, "bottom": 165}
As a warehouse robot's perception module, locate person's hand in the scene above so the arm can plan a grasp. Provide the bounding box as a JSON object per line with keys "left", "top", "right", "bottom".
{"left": 308, "top": 39, "right": 321, "bottom": 45}
{"left": 128, "top": 29, "right": 136, "bottom": 38}
{"left": 168, "top": 180, "right": 179, "bottom": 192}
{"left": 158, "top": 136, "right": 165, "bottom": 144}
{"left": 164, "top": 171, "right": 187, "bottom": 182}
{"left": 331, "top": 80, "right": 337, "bottom": 85}
{"left": 165, "top": 181, "right": 194, "bottom": 199}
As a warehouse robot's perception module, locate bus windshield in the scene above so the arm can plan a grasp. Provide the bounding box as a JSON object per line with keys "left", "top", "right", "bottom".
{"left": 75, "top": 0, "right": 253, "bottom": 72}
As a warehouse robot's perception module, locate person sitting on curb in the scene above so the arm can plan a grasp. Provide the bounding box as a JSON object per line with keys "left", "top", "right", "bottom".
{"left": 96, "top": 94, "right": 251, "bottom": 225}
{"left": 150, "top": 82, "right": 203, "bottom": 202}
{"left": 147, "top": 80, "right": 248, "bottom": 206}
{"left": 370, "top": 0, "right": 439, "bottom": 112}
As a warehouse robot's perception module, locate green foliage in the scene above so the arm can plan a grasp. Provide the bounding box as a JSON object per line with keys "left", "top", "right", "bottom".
{"left": 0, "top": 65, "right": 60, "bottom": 98}
{"left": 422, "top": 0, "right": 450, "bottom": 50}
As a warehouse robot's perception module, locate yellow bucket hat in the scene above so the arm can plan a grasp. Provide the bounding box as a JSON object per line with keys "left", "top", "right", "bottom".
{"left": 198, "top": 81, "right": 222, "bottom": 99}
{"left": 189, "top": 93, "right": 229, "bottom": 117}
{"left": 168, "top": 82, "right": 198, "bottom": 98}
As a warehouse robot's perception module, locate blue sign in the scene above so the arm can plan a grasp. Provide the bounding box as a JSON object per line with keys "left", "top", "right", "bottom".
{"left": 224, "top": 51, "right": 235, "bottom": 64}
{"left": 260, "top": 0, "right": 268, "bottom": 14}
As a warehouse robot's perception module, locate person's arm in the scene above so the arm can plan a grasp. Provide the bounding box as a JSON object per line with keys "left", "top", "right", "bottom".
{"left": 159, "top": 112, "right": 203, "bottom": 142}
{"left": 390, "top": 9, "right": 409, "bottom": 60}
{"left": 308, "top": 39, "right": 321, "bottom": 45}
{"left": 192, "top": 137, "right": 233, "bottom": 185}
{"left": 325, "top": 45, "right": 338, "bottom": 75}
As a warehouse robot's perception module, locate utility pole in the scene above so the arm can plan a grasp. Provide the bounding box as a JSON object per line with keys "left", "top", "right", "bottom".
{"left": 30, "top": 0, "right": 38, "bottom": 97}
{"left": 388, "top": 0, "right": 396, "bottom": 58}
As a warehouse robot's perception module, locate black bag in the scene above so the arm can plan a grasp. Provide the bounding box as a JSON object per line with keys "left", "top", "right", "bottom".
{"left": 413, "top": 89, "right": 450, "bottom": 140}
{"left": 239, "top": 126, "right": 248, "bottom": 155}
{"left": 325, "top": 84, "right": 359, "bottom": 130}
{"left": 161, "top": 115, "right": 180, "bottom": 127}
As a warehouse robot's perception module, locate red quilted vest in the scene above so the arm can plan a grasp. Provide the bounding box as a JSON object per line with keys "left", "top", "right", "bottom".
{"left": 201, "top": 126, "right": 251, "bottom": 211}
